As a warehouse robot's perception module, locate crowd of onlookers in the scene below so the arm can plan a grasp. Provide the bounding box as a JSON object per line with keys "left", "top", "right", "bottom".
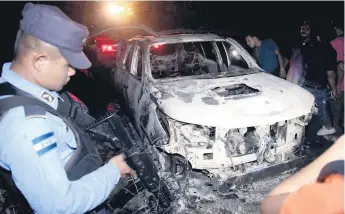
{"left": 245, "top": 20, "right": 344, "bottom": 156}
{"left": 248, "top": 21, "right": 344, "bottom": 214}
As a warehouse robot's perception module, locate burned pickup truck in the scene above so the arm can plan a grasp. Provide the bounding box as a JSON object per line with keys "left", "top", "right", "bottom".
{"left": 110, "top": 30, "right": 315, "bottom": 182}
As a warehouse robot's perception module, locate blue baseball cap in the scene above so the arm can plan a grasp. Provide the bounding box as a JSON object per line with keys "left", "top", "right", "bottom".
{"left": 20, "top": 2, "right": 91, "bottom": 69}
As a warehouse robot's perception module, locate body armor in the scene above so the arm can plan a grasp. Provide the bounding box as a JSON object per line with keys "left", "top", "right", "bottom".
{"left": 0, "top": 82, "right": 104, "bottom": 212}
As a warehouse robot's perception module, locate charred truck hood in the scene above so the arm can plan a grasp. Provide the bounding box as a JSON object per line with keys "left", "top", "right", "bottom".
{"left": 150, "top": 72, "right": 315, "bottom": 128}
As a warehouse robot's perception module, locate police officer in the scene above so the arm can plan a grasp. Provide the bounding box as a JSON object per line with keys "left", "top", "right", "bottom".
{"left": 0, "top": 2, "right": 135, "bottom": 214}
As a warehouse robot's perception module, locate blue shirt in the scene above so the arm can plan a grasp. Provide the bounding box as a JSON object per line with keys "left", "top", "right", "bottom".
{"left": 0, "top": 62, "right": 121, "bottom": 214}
{"left": 255, "top": 39, "right": 279, "bottom": 73}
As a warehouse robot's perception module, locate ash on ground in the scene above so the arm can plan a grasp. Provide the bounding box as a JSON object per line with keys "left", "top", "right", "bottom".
{"left": 0, "top": 124, "right": 332, "bottom": 214}
{"left": 160, "top": 170, "right": 293, "bottom": 214}
{"left": 108, "top": 169, "right": 294, "bottom": 214}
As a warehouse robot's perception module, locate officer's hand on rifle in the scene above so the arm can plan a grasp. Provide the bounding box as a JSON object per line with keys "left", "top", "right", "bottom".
{"left": 110, "top": 153, "right": 136, "bottom": 178}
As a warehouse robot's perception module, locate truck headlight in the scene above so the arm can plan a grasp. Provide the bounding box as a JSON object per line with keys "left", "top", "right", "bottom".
{"left": 168, "top": 119, "right": 215, "bottom": 148}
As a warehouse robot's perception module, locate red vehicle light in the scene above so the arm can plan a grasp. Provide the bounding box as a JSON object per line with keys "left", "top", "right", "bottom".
{"left": 101, "top": 44, "right": 115, "bottom": 52}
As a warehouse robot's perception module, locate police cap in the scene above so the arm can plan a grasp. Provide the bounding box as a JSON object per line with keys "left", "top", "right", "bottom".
{"left": 20, "top": 2, "right": 91, "bottom": 69}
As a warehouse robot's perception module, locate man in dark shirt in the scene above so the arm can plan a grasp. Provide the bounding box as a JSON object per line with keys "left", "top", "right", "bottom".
{"left": 297, "top": 21, "right": 337, "bottom": 156}
{"left": 302, "top": 41, "right": 337, "bottom": 91}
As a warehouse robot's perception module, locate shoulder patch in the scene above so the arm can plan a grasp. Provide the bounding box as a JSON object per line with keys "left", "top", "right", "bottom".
{"left": 41, "top": 91, "right": 55, "bottom": 103}
{"left": 32, "top": 132, "right": 57, "bottom": 156}
{"left": 24, "top": 105, "right": 46, "bottom": 119}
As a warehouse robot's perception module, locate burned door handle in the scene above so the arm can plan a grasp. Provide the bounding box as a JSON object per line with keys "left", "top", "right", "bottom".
{"left": 123, "top": 84, "right": 128, "bottom": 89}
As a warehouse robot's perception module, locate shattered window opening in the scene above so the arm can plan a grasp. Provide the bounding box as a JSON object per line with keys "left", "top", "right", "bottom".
{"left": 124, "top": 44, "right": 135, "bottom": 71}
{"left": 150, "top": 41, "right": 254, "bottom": 79}
{"left": 132, "top": 46, "right": 143, "bottom": 80}
{"left": 223, "top": 42, "right": 249, "bottom": 69}
{"left": 216, "top": 42, "right": 230, "bottom": 70}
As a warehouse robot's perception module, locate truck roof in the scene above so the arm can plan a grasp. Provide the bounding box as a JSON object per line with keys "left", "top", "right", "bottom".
{"left": 129, "top": 33, "right": 226, "bottom": 45}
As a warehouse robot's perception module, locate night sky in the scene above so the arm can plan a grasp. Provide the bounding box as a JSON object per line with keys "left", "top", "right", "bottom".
{"left": 0, "top": 1, "right": 343, "bottom": 66}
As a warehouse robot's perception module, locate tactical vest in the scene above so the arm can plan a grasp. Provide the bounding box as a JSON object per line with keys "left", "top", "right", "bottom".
{"left": 0, "top": 82, "right": 104, "bottom": 212}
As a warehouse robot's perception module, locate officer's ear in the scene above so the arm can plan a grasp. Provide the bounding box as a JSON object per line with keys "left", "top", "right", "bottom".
{"left": 32, "top": 53, "right": 48, "bottom": 72}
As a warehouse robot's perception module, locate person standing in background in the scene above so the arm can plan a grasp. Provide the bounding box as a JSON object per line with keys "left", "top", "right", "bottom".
{"left": 286, "top": 48, "right": 305, "bottom": 86}
{"left": 295, "top": 21, "right": 337, "bottom": 157}
{"left": 329, "top": 20, "right": 344, "bottom": 137}
{"left": 245, "top": 33, "right": 287, "bottom": 78}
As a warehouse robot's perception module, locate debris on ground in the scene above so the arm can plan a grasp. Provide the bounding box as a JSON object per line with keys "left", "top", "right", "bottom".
{"left": 0, "top": 115, "right": 333, "bottom": 214}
